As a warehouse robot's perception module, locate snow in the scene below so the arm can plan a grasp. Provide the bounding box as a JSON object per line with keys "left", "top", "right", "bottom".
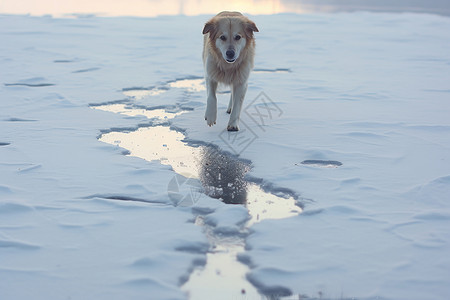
{"left": 1, "top": 9, "right": 450, "bottom": 300}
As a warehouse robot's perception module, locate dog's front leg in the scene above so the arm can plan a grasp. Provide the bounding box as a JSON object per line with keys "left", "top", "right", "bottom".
{"left": 226, "top": 93, "right": 233, "bottom": 114}
{"left": 227, "top": 82, "right": 247, "bottom": 131}
{"left": 204, "top": 78, "right": 218, "bottom": 126}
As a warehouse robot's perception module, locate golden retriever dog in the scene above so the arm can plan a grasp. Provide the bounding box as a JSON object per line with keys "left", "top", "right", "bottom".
{"left": 202, "top": 11, "right": 259, "bottom": 131}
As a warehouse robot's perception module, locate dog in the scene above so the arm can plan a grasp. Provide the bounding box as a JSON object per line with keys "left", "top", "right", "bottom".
{"left": 202, "top": 11, "right": 259, "bottom": 131}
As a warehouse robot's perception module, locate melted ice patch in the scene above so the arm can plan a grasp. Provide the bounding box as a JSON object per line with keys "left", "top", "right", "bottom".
{"left": 93, "top": 95, "right": 301, "bottom": 298}
{"left": 168, "top": 78, "right": 205, "bottom": 92}
{"left": 99, "top": 120, "right": 301, "bottom": 224}
{"left": 92, "top": 103, "right": 185, "bottom": 120}
{"left": 121, "top": 78, "right": 205, "bottom": 100}
{"left": 183, "top": 216, "right": 258, "bottom": 299}
{"left": 246, "top": 185, "right": 301, "bottom": 226}
{"left": 122, "top": 88, "right": 167, "bottom": 99}
{"left": 100, "top": 126, "right": 200, "bottom": 178}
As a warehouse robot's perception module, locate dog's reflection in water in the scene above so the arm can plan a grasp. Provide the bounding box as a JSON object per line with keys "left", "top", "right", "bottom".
{"left": 198, "top": 146, "right": 250, "bottom": 205}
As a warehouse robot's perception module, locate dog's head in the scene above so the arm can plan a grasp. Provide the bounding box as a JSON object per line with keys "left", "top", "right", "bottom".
{"left": 203, "top": 11, "right": 259, "bottom": 64}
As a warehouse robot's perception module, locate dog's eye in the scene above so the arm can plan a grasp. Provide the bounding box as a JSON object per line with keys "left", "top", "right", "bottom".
{"left": 235, "top": 35, "right": 241, "bottom": 41}
{"left": 220, "top": 35, "right": 226, "bottom": 41}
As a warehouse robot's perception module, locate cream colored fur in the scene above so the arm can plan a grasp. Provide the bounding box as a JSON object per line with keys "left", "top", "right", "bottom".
{"left": 202, "top": 11, "right": 258, "bottom": 131}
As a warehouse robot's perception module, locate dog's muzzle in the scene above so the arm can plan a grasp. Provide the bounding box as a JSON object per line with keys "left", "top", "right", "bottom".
{"left": 225, "top": 49, "right": 236, "bottom": 63}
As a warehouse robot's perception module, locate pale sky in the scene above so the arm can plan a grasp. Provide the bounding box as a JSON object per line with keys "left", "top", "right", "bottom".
{"left": 0, "top": 0, "right": 448, "bottom": 17}
{"left": 0, "top": 0, "right": 292, "bottom": 17}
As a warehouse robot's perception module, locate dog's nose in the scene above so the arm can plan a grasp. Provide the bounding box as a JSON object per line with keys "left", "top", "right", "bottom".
{"left": 226, "top": 49, "right": 235, "bottom": 59}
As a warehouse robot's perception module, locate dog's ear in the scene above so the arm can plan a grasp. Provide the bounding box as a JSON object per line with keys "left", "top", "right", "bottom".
{"left": 244, "top": 20, "right": 259, "bottom": 38}
{"left": 202, "top": 20, "right": 216, "bottom": 36}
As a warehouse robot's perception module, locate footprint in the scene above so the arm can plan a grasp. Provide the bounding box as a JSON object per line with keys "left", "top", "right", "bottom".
{"left": 253, "top": 68, "right": 291, "bottom": 74}
{"left": 5, "top": 83, "right": 55, "bottom": 87}
{"left": 300, "top": 160, "right": 342, "bottom": 168}
{"left": 4, "top": 118, "right": 37, "bottom": 122}
{"left": 0, "top": 239, "right": 40, "bottom": 250}
{"left": 4, "top": 77, "right": 55, "bottom": 87}
{"left": 72, "top": 67, "right": 100, "bottom": 73}
{"left": 54, "top": 59, "right": 75, "bottom": 63}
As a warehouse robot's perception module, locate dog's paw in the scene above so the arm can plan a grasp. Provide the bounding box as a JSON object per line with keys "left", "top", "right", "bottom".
{"left": 204, "top": 110, "right": 217, "bottom": 127}
{"left": 227, "top": 125, "right": 239, "bottom": 131}
{"left": 227, "top": 119, "right": 239, "bottom": 131}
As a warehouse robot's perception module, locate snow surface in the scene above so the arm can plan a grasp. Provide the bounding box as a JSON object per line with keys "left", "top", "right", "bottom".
{"left": 1, "top": 11, "right": 450, "bottom": 300}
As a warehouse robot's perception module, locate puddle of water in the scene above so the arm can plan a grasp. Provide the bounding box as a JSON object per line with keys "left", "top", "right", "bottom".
{"left": 123, "top": 88, "right": 167, "bottom": 100}
{"left": 93, "top": 99, "right": 301, "bottom": 298}
{"left": 92, "top": 103, "right": 186, "bottom": 121}
{"left": 183, "top": 216, "right": 259, "bottom": 300}
{"left": 121, "top": 78, "right": 205, "bottom": 101}
{"left": 100, "top": 125, "right": 200, "bottom": 178}
{"left": 98, "top": 118, "right": 301, "bottom": 224}
{"left": 168, "top": 79, "right": 205, "bottom": 92}
{"left": 246, "top": 185, "right": 301, "bottom": 226}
